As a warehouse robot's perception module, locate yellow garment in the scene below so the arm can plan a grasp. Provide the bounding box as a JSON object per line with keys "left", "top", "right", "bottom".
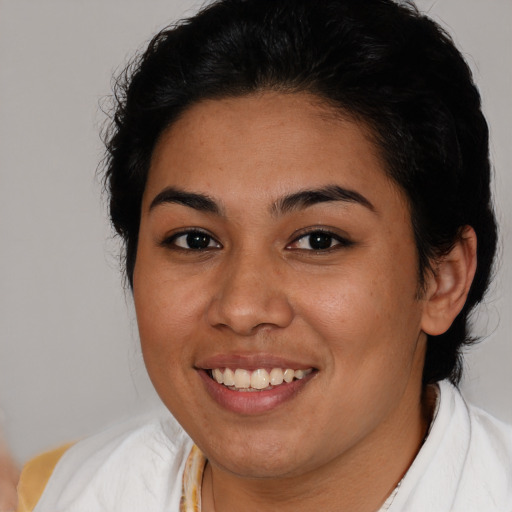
{"left": 16, "top": 443, "right": 73, "bottom": 512}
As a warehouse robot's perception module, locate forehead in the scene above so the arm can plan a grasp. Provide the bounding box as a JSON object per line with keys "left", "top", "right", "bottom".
{"left": 145, "top": 92, "right": 404, "bottom": 215}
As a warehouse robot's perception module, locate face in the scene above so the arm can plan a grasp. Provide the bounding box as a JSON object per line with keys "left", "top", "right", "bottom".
{"left": 133, "top": 92, "right": 429, "bottom": 479}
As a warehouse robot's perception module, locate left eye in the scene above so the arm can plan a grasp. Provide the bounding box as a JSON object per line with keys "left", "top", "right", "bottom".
{"left": 168, "top": 231, "right": 221, "bottom": 250}
{"left": 289, "top": 231, "right": 350, "bottom": 251}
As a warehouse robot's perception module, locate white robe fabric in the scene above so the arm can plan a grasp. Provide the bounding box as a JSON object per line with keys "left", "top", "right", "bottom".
{"left": 33, "top": 381, "right": 512, "bottom": 512}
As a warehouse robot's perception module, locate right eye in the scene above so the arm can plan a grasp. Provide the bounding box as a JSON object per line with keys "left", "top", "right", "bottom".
{"left": 164, "top": 230, "right": 221, "bottom": 251}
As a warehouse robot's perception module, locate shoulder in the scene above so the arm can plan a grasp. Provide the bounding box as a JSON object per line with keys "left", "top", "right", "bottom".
{"left": 390, "top": 380, "right": 512, "bottom": 512}
{"left": 454, "top": 385, "right": 512, "bottom": 508}
{"left": 21, "top": 406, "right": 193, "bottom": 512}
{"left": 438, "top": 380, "right": 512, "bottom": 470}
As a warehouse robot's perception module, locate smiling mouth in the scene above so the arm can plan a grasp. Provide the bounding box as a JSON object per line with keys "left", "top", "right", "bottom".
{"left": 208, "top": 367, "right": 314, "bottom": 392}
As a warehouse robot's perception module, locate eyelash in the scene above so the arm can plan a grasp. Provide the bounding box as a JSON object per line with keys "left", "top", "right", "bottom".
{"left": 287, "top": 229, "right": 354, "bottom": 253}
{"left": 161, "top": 229, "right": 222, "bottom": 251}
{"left": 160, "top": 228, "right": 353, "bottom": 253}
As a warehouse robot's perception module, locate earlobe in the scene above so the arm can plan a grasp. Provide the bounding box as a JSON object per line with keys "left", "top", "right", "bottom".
{"left": 420, "top": 226, "right": 477, "bottom": 336}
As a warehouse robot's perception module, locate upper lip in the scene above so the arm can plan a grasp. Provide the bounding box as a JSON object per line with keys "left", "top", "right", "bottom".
{"left": 196, "top": 353, "right": 316, "bottom": 371}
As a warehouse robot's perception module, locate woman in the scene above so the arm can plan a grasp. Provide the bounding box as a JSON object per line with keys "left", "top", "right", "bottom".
{"left": 17, "top": 0, "right": 512, "bottom": 510}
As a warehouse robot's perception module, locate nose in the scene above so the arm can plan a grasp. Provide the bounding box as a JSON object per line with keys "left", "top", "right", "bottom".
{"left": 206, "top": 251, "right": 294, "bottom": 336}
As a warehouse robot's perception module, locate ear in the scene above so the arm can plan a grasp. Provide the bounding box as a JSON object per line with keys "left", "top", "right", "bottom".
{"left": 420, "top": 226, "right": 477, "bottom": 336}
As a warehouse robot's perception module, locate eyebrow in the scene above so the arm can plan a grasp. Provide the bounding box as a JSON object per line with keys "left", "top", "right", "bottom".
{"left": 148, "top": 184, "right": 375, "bottom": 217}
{"left": 271, "top": 185, "right": 376, "bottom": 216}
{"left": 149, "top": 187, "right": 222, "bottom": 215}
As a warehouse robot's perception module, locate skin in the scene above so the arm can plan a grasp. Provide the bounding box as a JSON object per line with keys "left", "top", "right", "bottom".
{"left": 133, "top": 92, "right": 475, "bottom": 512}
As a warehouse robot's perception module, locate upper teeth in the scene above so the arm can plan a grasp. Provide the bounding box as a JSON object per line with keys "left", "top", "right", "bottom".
{"left": 211, "top": 368, "right": 312, "bottom": 390}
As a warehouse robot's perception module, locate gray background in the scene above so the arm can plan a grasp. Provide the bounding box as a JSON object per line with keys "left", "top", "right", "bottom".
{"left": 1, "top": 0, "right": 510, "bottom": 464}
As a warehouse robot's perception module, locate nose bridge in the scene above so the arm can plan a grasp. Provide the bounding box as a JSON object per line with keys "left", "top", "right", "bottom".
{"left": 207, "top": 245, "right": 293, "bottom": 334}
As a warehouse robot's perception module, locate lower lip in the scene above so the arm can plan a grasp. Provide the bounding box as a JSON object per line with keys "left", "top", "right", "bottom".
{"left": 197, "top": 370, "right": 316, "bottom": 415}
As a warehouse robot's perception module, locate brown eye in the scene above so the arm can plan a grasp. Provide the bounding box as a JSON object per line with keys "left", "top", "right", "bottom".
{"left": 168, "top": 230, "right": 221, "bottom": 250}
{"left": 289, "top": 230, "right": 353, "bottom": 251}
{"left": 306, "top": 232, "right": 336, "bottom": 250}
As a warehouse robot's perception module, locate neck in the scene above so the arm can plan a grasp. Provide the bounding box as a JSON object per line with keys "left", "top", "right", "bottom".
{"left": 202, "top": 383, "right": 435, "bottom": 512}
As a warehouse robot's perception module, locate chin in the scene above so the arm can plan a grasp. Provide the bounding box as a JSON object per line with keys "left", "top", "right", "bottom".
{"left": 200, "top": 430, "right": 317, "bottom": 479}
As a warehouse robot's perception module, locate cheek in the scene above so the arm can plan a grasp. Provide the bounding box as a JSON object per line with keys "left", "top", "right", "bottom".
{"left": 133, "top": 263, "right": 208, "bottom": 368}
{"left": 133, "top": 271, "right": 211, "bottom": 418}
{"left": 293, "top": 249, "right": 422, "bottom": 364}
